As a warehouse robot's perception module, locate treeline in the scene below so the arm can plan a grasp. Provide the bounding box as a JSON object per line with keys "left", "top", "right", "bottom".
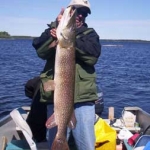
{"left": 0, "top": 31, "right": 10, "bottom": 38}
{"left": 0, "top": 31, "right": 34, "bottom": 39}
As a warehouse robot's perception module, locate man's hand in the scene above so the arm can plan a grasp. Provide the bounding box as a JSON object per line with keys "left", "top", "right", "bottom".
{"left": 50, "top": 28, "right": 57, "bottom": 38}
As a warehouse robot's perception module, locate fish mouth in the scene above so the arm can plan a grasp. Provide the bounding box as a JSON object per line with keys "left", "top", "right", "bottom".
{"left": 56, "top": 6, "right": 76, "bottom": 46}
{"left": 67, "top": 7, "right": 76, "bottom": 32}
{"left": 69, "top": 6, "right": 76, "bottom": 17}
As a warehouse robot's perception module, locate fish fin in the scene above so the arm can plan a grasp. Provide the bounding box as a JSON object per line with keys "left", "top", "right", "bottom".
{"left": 51, "top": 137, "right": 69, "bottom": 150}
{"left": 68, "top": 111, "right": 76, "bottom": 129}
{"left": 45, "top": 113, "right": 57, "bottom": 129}
{"left": 43, "top": 80, "right": 55, "bottom": 92}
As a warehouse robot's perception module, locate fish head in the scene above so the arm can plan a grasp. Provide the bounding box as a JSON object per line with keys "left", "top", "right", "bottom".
{"left": 57, "top": 6, "right": 76, "bottom": 48}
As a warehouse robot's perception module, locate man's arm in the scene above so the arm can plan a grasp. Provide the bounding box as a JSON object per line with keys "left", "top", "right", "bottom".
{"left": 32, "top": 21, "right": 58, "bottom": 60}
{"left": 32, "top": 9, "right": 64, "bottom": 60}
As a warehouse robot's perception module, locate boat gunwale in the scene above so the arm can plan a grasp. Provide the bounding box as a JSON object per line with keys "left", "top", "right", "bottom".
{"left": 0, "top": 114, "right": 11, "bottom": 127}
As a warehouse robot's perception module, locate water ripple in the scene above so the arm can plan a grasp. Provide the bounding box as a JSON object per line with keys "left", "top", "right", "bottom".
{"left": 0, "top": 39, "right": 150, "bottom": 119}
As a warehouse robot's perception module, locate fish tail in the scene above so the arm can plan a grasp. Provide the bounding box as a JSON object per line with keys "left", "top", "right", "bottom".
{"left": 45, "top": 113, "right": 57, "bottom": 129}
{"left": 51, "top": 137, "right": 69, "bottom": 150}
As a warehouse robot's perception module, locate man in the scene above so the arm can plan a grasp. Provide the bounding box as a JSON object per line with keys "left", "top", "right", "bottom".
{"left": 32, "top": 0, "right": 101, "bottom": 149}
{"left": 25, "top": 76, "right": 47, "bottom": 142}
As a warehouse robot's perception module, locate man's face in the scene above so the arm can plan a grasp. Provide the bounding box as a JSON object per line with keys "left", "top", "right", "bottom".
{"left": 75, "top": 7, "right": 88, "bottom": 28}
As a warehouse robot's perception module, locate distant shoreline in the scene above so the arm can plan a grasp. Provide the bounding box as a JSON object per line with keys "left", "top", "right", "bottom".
{"left": 0, "top": 32, "right": 150, "bottom": 42}
{"left": 101, "top": 39, "right": 150, "bottom": 43}
{"left": 0, "top": 37, "right": 150, "bottom": 43}
{"left": 0, "top": 36, "right": 35, "bottom": 39}
{"left": 0, "top": 31, "right": 35, "bottom": 39}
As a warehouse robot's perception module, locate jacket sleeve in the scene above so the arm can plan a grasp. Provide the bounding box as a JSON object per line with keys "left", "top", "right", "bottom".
{"left": 32, "top": 21, "right": 57, "bottom": 60}
{"left": 25, "top": 76, "right": 40, "bottom": 99}
{"left": 75, "top": 29, "right": 101, "bottom": 66}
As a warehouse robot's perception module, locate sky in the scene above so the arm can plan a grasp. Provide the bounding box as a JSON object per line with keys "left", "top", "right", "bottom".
{"left": 0, "top": 0, "right": 150, "bottom": 40}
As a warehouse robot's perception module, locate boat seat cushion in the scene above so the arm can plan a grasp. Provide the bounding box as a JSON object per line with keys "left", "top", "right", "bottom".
{"left": 6, "top": 139, "right": 30, "bottom": 150}
{"left": 5, "top": 139, "right": 48, "bottom": 150}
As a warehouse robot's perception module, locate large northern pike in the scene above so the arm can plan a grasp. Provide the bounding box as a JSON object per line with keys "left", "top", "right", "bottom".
{"left": 46, "top": 6, "right": 76, "bottom": 150}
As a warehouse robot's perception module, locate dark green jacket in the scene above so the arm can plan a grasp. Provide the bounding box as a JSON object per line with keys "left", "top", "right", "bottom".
{"left": 32, "top": 21, "right": 101, "bottom": 103}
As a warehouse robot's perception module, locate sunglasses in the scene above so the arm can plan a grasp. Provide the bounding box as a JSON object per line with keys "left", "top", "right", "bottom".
{"left": 76, "top": 8, "right": 88, "bottom": 17}
{"left": 72, "top": 7, "right": 88, "bottom": 17}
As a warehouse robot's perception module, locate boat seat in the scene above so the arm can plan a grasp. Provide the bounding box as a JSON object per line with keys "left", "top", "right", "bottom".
{"left": 134, "top": 135, "right": 150, "bottom": 149}
{"left": 123, "top": 135, "right": 150, "bottom": 150}
{"left": 4, "top": 107, "right": 48, "bottom": 150}
{"left": 13, "top": 107, "right": 28, "bottom": 131}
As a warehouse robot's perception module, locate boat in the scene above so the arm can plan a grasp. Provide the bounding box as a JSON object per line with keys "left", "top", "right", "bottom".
{"left": 0, "top": 106, "right": 150, "bottom": 150}
{"left": 0, "top": 106, "right": 48, "bottom": 150}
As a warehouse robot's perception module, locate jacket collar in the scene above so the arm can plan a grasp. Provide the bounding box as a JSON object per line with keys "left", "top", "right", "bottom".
{"left": 76, "top": 23, "right": 88, "bottom": 35}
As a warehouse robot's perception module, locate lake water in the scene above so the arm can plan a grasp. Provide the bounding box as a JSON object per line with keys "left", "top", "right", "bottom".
{"left": 0, "top": 39, "right": 150, "bottom": 119}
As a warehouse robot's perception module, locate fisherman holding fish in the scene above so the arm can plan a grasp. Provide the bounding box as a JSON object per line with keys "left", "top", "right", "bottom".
{"left": 32, "top": 0, "right": 101, "bottom": 149}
